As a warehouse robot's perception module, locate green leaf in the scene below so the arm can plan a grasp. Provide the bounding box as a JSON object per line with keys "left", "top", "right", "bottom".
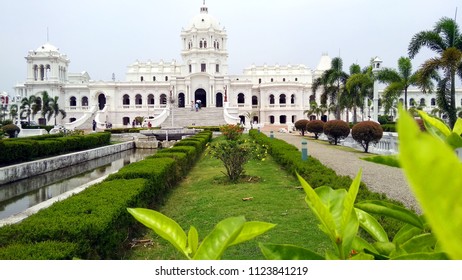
{"left": 400, "top": 233, "right": 436, "bottom": 253}
{"left": 355, "top": 208, "right": 388, "bottom": 242}
{"left": 452, "top": 118, "right": 462, "bottom": 135}
{"left": 186, "top": 226, "right": 199, "bottom": 257}
{"left": 340, "top": 170, "right": 362, "bottom": 257}
{"left": 398, "top": 107, "right": 462, "bottom": 259}
{"left": 355, "top": 200, "right": 423, "bottom": 229}
{"left": 391, "top": 252, "right": 449, "bottom": 260}
{"left": 127, "top": 208, "right": 187, "bottom": 255}
{"left": 373, "top": 241, "right": 396, "bottom": 256}
{"left": 418, "top": 110, "right": 451, "bottom": 140}
{"left": 259, "top": 243, "right": 324, "bottom": 260}
{"left": 392, "top": 224, "right": 423, "bottom": 245}
{"left": 352, "top": 236, "right": 380, "bottom": 255}
{"left": 297, "top": 173, "right": 337, "bottom": 241}
{"left": 445, "top": 132, "right": 462, "bottom": 149}
{"left": 193, "top": 216, "right": 246, "bottom": 260}
{"left": 228, "top": 221, "right": 276, "bottom": 246}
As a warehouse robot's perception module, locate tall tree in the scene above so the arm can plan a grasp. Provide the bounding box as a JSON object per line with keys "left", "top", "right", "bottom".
{"left": 408, "top": 17, "right": 462, "bottom": 128}
{"left": 47, "top": 96, "right": 67, "bottom": 125}
{"left": 345, "top": 63, "right": 372, "bottom": 123}
{"left": 375, "top": 57, "right": 420, "bottom": 111}
{"left": 40, "top": 91, "right": 52, "bottom": 123}
{"left": 312, "top": 57, "right": 349, "bottom": 120}
{"left": 20, "top": 95, "right": 39, "bottom": 124}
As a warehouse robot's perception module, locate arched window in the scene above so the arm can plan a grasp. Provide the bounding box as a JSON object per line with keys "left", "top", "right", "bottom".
{"left": 81, "top": 96, "right": 88, "bottom": 107}
{"left": 420, "top": 98, "right": 426, "bottom": 106}
{"left": 123, "top": 94, "right": 130, "bottom": 105}
{"left": 269, "top": 94, "right": 275, "bottom": 105}
{"left": 269, "top": 115, "right": 275, "bottom": 124}
{"left": 69, "top": 96, "right": 77, "bottom": 107}
{"left": 280, "top": 115, "right": 287, "bottom": 124}
{"left": 291, "top": 94, "right": 295, "bottom": 104}
{"left": 45, "top": 64, "right": 51, "bottom": 80}
{"left": 160, "top": 94, "right": 167, "bottom": 105}
{"left": 409, "top": 98, "right": 415, "bottom": 106}
{"left": 431, "top": 98, "right": 436, "bottom": 106}
{"left": 399, "top": 98, "right": 404, "bottom": 104}
{"left": 148, "top": 94, "right": 155, "bottom": 105}
{"left": 33, "top": 65, "right": 38, "bottom": 81}
{"left": 135, "top": 94, "right": 142, "bottom": 105}
{"left": 237, "top": 93, "right": 245, "bottom": 104}
{"left": 279, "top": 94, "right": 286, "bottom": 104}
{"left": 40, "top": 65, "right": 45, "bottom": 81}
{"left": 252, "top": 95, "right": 258, "bottom": 106}
{"left": 123, "top": 117, "right": 130, "bottom": 126}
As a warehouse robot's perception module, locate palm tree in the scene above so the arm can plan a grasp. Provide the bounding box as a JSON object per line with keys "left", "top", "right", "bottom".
{"left": 47, "top": 96, "right": 67, "bottom": 125}
{"left": 312, "top": 57, "right": 349, "bottom": 120}
{"left": 20, "top": 95, "right": 38, "bottom": 124}
{"left": 375, "top": 57, "right": 421, "bottom": 111}
{"left": 8, "top": 104, "right": 18, "bottom": 121}
{"left": 244, "top": 111, "right": 258, "bottom": 128}
{"left": 304, "top": 101, "right": 323, "bottom": 120}
{"left": 345, "top": 63, "right": 373, "bottom": 123}
{"left": 40, "top": 91, "right": 52, "bottom": 123}
{"left": 408, "top": 17, "right": 462, "bottom": 128}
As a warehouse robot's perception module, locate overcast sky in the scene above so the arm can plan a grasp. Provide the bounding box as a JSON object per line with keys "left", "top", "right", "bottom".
{"left": 0, "top": 0, "right": 459, "bottom": 94}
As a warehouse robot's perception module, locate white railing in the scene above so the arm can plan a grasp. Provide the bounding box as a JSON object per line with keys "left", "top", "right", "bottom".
{"left": 320, "top": 132, "right": 399, "bottom": 155}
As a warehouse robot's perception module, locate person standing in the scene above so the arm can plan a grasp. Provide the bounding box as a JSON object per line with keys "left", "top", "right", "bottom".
{"left": 92, "top": 119, "right": 96, "bottom": 131}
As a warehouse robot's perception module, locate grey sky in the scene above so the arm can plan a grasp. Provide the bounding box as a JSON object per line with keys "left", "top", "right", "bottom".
{"left": 0, "top": 0, "right": 459, "bottom": 94}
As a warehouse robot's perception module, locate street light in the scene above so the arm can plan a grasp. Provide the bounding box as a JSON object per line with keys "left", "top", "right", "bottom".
{"left": 372, "top": 56, "right": 383, "bottom": 123}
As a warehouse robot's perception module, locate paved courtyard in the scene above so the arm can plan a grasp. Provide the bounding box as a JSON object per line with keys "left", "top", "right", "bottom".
{"left": 262, "top": 129, "right": 421, "bottom": 213}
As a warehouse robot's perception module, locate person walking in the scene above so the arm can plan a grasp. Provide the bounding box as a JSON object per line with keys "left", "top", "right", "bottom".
{"left": 92, "top": 119, "right": 96, "bottom": 131}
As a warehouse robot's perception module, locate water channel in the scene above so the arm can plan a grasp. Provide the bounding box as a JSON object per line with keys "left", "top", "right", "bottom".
{"left": 0, "top": 148, "right": 155, "bottom": 220}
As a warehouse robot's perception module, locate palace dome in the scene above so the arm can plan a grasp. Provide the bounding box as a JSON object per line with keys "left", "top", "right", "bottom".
{"left": 186, "top": 4, "right": 222, "bottom": 30}
{"left": 35, "top": 42, "right": 59, "bottom": 53}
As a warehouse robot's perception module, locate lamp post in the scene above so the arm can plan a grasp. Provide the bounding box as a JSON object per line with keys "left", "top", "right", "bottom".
{"left": 372, "top": 57, "right": 383, "bottom": 123}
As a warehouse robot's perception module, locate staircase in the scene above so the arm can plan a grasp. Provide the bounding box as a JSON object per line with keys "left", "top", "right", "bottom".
{"left": 161, "top": 107, "right": 227, "bottom": 128}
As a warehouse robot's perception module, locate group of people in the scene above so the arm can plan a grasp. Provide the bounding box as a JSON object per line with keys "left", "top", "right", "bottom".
{"left": 191, "top": 100, "right": 202, "bottom": 112}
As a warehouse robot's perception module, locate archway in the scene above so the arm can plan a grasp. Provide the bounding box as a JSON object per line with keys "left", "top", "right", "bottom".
{"left": 194, "top": 88, "right": 207, "bottom": 107}
{"left": 178, "top": 93, "right": 185, "bottom": 108}
{"left": 216, "top": 92, "right": 223, "bottom": 107}
{"left": 98, "top": 93, "right": 106, "bottom": 110}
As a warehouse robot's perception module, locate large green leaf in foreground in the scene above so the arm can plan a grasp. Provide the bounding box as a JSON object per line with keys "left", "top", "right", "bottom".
{"left": 398, "top": 108, "right": 462, "bottom": 259}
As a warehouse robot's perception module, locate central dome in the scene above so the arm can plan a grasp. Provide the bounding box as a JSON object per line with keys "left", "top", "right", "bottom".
{"left": 35, "top": 42, "right": 59, "bottom": 53}
{"left": 186, "top": 4, "right": 222, "bottom": 30}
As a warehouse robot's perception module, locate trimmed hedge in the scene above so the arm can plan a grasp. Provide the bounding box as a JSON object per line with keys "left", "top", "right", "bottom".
{"left": 0, "top": 132, "right": 111, "bottom": 165}
{"left": 0, "top": 130, "right": 212, "bottom": 259}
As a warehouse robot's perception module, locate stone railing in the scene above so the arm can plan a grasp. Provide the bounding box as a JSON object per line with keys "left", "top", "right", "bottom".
{"left": 320, "top": 132, "right": 399, "bottom": 155}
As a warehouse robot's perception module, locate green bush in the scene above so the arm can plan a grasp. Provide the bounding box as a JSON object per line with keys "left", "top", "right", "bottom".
{"left": 351, "top": 121, "right": 384, "bottom": 153}
{"left": 149, "top": 152, "right": 189, "bottom": 178}
{"left": 323, "top": 120, "right": 350, "bottom": 145}
{"left": 0, "top": 241, "right": 78, "bottom": 260}
{"left": 381, "top": 123, "right": 396, "bottom": 132}
{"left": 2, "top": 124, "right": 20, "bottom": 138}
{"left": 0, "top": 178, "right": 148, "bottom": 259}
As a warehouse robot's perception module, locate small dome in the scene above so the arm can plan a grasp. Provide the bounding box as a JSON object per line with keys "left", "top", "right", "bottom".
{"left": 35, "top": 42, "right": 59, "bottom": 52}
{"left": 186, "top": 4, "right": 222, "bottom": 30}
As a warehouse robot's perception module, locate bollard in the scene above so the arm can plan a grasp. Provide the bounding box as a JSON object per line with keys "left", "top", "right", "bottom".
{"left": 270, "top": 131, "right": 274, "bottom": 138}
{"left": 258, "top": 127, "right": 261, "bottom": 134}
{"left": 301, "top": 140, "right": 308, "bottom": 160}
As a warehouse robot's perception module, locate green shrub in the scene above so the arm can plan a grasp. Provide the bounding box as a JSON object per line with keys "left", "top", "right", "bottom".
{"left": 2, "top": 124, "right": 20, "bottom": 138}
{"left": 323, "top": 120, "right": 350, "bottom": 145}
{"left": 306, "top": 120, "right": 324, "bottom": 139}
{"left": 381, "top": 124, "right": 396, "bottom": 132}
{"left": 0, "top": 241, "right": 78, "bottom": 260}
{"left": 351, "top": 121, "right": 384, "bottom": 153}
{"left": 149, "top": 152, "right": 189, "bottom": 178}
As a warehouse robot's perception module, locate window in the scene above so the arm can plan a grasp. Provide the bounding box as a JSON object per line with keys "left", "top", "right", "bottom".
{"left": 258, "top": 78, "right": 261, "bottom": 84}
{"left": 140, "top": 76, "right": 144, "bottom": 82}
{"left": 123, "top": 117, "right": 130, "bottom": 126}
{"left": 216, "top": 64, "right": 219, "bottom": 73}
{"left": 279, "top": 94, "right": 286, "bottom": 104}
{"left": 431, "top": 98, "right": 436, "bottom": 106}
{"left": 148, "top": 94, "right": 154, "bottom": 105}
{"left": 269, "top": 94, "right": 275, "bottom": 104}
{"left": 252, "top": 95, "right": 258, "bottom": 106}
{"left": 135, "top": 94, "right": 142, "bottom": 105}
{"left": 165, "top": 76, "right": 168, "bottom": 81}
{"left": 283, "top": 78, "right": 286, "bottom": 82}
{"left": 420, "top": 98, "right": 425, "bottom": 106}
{"left": 160, "top": 94, "right": 167, "bottom": 105}
{"left": 271, "top": 78, "right": 274, "bottom": 82}
{"left": 409, "top": 98, "right": 415, "bottom": 106}
{"left": 291, "top": 94, "right": 295, "bottom": 104}
{"left": 123, "top": 94, "right": 130, "bottom": 105}
{"left": 201, "top": 63, "right": 206, "bottom": 72}
{"left": 70, "top": 96, "right": 76, "bottom": 107}
{"left": 237, "top": 93, "right": 245, "bottom": 104}
{"left": 153, "top": 76, "right": 156, "bottom": 81}
{"left": 81, "top": 96, "right": 88, "bottom": 106}
{"left": 295, "top": 78, "right": 298, "bottom": 82}
{"left": 189, "top": 64, "right": 192, "bottom": 73}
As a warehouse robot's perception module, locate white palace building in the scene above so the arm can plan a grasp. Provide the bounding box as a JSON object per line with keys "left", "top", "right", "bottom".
{"left": 12, "top": 3, "right": 462, "bottom": 130}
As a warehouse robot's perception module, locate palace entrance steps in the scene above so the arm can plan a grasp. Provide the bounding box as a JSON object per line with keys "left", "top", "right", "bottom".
{"left": 161, "top": 107, "right": 227, "bottom": 128}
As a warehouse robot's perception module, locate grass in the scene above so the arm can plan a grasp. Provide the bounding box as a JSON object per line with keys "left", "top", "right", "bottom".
{"left": 362, "top": 154, "right": 401, "bottom": 168}
{"left": 125, "top": 153, "right": 332, "bottom": 260}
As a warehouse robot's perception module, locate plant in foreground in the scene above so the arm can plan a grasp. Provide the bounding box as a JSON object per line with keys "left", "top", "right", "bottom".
{"left": 127, "top": 208, "right": 275, "bottom": 260}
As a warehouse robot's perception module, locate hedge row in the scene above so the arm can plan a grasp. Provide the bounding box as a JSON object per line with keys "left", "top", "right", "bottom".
{"left": 249, "top": 129, "right": 405, "bottom": 236}
{"left": 0, "top": 130, "right": 212, "bottom": 259}
{"left": 0, "top": 132, "right": 111, "bottom": 165}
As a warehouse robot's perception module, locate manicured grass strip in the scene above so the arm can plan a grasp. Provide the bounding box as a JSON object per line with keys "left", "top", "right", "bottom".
{"left": 362, "top": 155, "right": 401, "bottom": 168}
{"left": 126, "top": 154, "right": 332, "bottom": 260}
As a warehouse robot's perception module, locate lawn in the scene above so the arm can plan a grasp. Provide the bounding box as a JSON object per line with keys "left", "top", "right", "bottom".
{"left": 125, "top": 152, "right": 332, "bottom": 260}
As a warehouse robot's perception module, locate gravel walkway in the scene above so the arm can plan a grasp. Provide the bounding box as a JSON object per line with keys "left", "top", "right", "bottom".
{"left": 265, "top": 131, "right": 421, "bottom": 213}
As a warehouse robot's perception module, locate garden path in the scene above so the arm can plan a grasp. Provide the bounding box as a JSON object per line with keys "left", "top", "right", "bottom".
{"left": 262, "top": 130, "right": 421, "bottom": 213}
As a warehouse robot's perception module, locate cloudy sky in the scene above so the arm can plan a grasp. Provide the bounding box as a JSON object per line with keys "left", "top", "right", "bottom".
{"left": 0, "top": 0, "right": 459, "bottom": 94}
